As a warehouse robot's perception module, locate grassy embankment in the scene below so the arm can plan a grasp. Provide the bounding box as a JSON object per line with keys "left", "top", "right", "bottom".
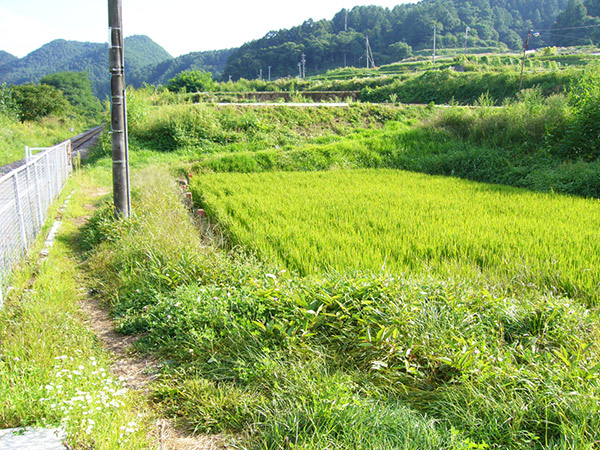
{"left": 0, "top": 115, "right": 88, "bottom": 166}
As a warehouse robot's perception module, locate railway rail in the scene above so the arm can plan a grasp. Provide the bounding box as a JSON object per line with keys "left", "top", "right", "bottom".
{"left": 0, "top": 125, "right": 103, "bottom": 176}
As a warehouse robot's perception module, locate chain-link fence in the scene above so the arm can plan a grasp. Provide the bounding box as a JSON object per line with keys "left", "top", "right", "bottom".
{"left": 0, "top": 141, "right": 72, "bottom": 306}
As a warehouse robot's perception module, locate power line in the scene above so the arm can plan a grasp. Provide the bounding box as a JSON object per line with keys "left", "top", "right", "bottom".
{"left": 533, "top": 23, "right": 600, "bottom": 33}
{"left": 549, "top": 32, "right": 596, "bottom": 42}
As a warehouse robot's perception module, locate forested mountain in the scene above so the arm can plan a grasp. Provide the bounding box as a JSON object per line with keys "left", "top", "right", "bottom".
{"left": 0, "top": 51, "right": 17, "bottom": 68}
{"left": 223, "top": 0, "right": 600, "bottom": 80}
{"left": 0, "top": 36, "right": 172, "bottom": 98}
{"left": 129, "top": 49, "right": 233, "bottom": 87}
{"left": 0, "top": 36, "right": 232, "bottom": 98}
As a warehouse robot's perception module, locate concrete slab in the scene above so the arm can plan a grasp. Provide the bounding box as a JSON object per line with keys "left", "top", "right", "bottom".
{"left": 0, "top": 427, "right": 66, "bottom": 450}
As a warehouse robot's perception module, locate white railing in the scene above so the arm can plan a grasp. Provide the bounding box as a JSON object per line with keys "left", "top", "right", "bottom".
{"left": 0, "top": 141, "right": 72, "bottom": 306}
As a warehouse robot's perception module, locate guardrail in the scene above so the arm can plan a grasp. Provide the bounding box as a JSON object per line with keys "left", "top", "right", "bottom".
{"left": 0, "top": 140, "right": 72, "bottom": 306}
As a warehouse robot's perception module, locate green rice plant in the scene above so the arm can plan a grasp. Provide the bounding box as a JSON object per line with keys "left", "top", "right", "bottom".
{"left": 191, "top": 169, "right": 600, "bottom": 305}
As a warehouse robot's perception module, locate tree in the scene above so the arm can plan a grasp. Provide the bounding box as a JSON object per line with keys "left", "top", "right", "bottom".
{"left": 584, "top": 0, "right": 600, "bottom": 17}
{"left": 551, "top": 0, "right": 599, "bottom": 46}
{"left": 0, "top": 83, "right": 18, "bottom": 121}
{"left": 389, "top": 42, "right": 413, "bottom": 61}
{"left": 12, "top": 84, "right": 70, "bottom": 122}
{"left": 166, "top": 70, "right": 217, "bottom": 93}
{"left": 41, "top": 71, "right": 102, "bottom": 116}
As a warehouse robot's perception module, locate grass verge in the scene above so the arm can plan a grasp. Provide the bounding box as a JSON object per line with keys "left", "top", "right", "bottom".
{"left": 0, "top": 172, "right": 152, "bottom": 449}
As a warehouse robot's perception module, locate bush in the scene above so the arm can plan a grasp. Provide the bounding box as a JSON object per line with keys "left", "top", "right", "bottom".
{"left": 166, "top": 70, "right": 217, "bottom": 93}
{"left": 0, "top": 83, "right": 18, "bottom": 122}
{"left": 560, "top": 69, "right": 600, "bottom": 160}
{"left": 12, "top": 83, "right": 70, "bottom": 122}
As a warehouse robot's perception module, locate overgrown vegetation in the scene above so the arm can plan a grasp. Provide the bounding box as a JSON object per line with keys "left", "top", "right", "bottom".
{"left": 4, "top": 49, "right": 600, "bottom": 449}
{"left": 124, "top": 101, "right": 412, "bottom": 155}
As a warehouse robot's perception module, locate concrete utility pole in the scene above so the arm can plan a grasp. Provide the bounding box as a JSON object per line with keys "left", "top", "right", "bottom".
{"left": 519, "top": 29, "right": 538, "bottom": 92}
{"left": 298, "top": 62, "right": 302, "bottom": 79}
{"left": 464, "top": 26, "right": 470, "bottom": 56}
{"left": 268, "top": 66, "right": 271, "bottom": 82}
{"left": 259, "top": 68, "right": 262, "bottom": 80}
{"left": 301, "top": 53, "right": 306, "bottom": 78}
{"left": 433, "top": 24, "right": 437, "bottom": 64}
{"left": 108, "top": 0, "right": 130, "bottom": 218}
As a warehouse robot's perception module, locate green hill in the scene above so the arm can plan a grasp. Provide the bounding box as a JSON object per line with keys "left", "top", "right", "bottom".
{"left": 129, "top": 48, "right": 233, "bottom": 87}
{"left": 0, "top": 36, "right": 172, "bottom": 98}
{"left": 0, "top": 51, "right": 17, "bottom": 68}
{"left": 223, "top": 0, "right": 600, "bottom": 80}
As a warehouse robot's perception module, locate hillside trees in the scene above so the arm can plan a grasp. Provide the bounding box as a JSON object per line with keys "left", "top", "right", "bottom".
{"left": 551, "top": 0, "right": 600, "bottom": 45}
{"left": 222, "top": 0, "right": 574, "bottom": 80}
{"left": 11, "top": 84, "right": 70, "bottom": 122}
{"left": 585, "top": 0, "right": 600, "bottom": 17}
{"left": 41, "top": 72, "right": 102, "bottom": 116}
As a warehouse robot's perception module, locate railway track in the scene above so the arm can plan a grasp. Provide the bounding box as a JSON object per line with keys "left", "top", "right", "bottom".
{"left": 71, "top": 125, "right": 103, "bottom": 152}
{"left": 0, "top": 125, "right": 103, "bottom": 176}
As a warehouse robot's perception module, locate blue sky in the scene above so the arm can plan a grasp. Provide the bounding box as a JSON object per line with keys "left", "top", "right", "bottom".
{"left": 0, "top": 0, "right": 412, "bottom": 58}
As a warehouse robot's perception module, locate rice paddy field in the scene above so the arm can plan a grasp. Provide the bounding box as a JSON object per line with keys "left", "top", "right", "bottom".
{"left": 191, "top": 169, "right": 600, "bottom": 305}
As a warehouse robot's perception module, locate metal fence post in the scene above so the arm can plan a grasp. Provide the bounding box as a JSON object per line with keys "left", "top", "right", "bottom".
{"left": 13, "top": 174, "right": 27, "bottom": 254}
{"left": 24, "top": 164, "right": 36, "bottom": 235}
{"left": 33, "top": 163, "right": 43, "bottom": 229}
{"left": 54, "top": 148, "right": 60, "bottom": 195}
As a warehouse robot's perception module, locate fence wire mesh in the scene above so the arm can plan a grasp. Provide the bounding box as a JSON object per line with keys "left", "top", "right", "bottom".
{"left": 0, "top": 141, "right": 71, "bottom": 306}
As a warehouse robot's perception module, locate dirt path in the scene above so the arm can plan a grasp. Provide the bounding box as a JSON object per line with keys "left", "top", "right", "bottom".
{"left": 75, "top": 189, "right": 225, "bottom": 450}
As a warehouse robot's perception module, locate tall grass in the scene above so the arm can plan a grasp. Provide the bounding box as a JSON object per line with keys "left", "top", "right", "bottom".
{"left": 0, "top": 114, "right": 87, "bottom": 166}
{"left": 360, "top": 68, "right": 579, "bottom": 104}
{"left": 126, "top": 101, "right": 408, "bottom": 154}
